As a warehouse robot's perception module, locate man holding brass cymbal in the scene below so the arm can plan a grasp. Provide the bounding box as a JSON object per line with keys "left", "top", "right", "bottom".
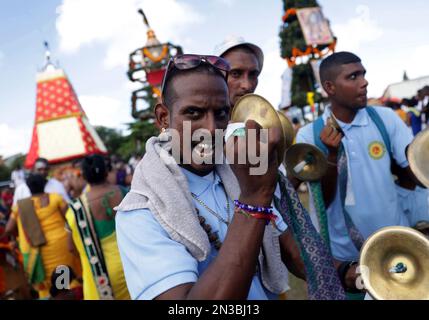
{"left": 115, "top": 54, "right": 309, "bottom": 300}
{"left": 215, "top": 37, "right": 299, "bottom": 268}
{"left": 296, "top": 52, "right": 429, "bottom": 298}
{"left": 215, "top": 37, "right": 348, "bottom": 300}
{"left": 214, "top": 36, "right": 303, "bottom": 186}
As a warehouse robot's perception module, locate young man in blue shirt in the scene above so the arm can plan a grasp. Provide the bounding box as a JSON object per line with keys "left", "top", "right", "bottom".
{"left": 296, "top": 52, "right": 428, "bottom": 294}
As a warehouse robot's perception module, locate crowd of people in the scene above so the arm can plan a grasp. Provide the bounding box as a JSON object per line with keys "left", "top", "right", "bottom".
{"left": 383, "top": 86, "right": 429, "bottom": 137}
{"left": 0, "top": 35, "right": 428, "bottom": 301}
{"left": 0, "top": 155, "right": 136, "bottom": 299}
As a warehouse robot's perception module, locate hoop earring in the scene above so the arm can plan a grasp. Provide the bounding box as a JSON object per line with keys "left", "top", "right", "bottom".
{"left": 159, "top": 127, "right": 169, "bottom": 142}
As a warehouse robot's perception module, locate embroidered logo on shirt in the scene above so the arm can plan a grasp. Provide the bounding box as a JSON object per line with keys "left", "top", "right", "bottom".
{"left": 368, "top": 141, "right": 385, "bottom": 160}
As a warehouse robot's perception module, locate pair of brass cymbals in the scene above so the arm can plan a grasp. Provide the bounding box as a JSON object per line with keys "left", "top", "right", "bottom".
{"left": 277, "top": 111, "right": 295, "bottom": 150}
{"left": 359, "top": 130, "right": 429, "bottom": 300}
{"left": 230, "top": 94, "right": 289, "bottom": 165}
{"left": 360, "top": 226, "right": 429, "bottom": 300}
{"left": 231, "top": 93, "right": 327, "bottom": 181}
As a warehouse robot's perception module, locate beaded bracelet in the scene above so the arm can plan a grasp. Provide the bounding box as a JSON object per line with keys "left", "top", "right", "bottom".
{"left": 234, "top": 200, "right": 273, "bottom": 214}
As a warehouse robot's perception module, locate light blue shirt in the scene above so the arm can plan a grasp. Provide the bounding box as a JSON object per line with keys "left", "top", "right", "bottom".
{"left": 116, "top": 167, "right": 288, "bottom": 300}
{"left": 296, "top": 106, "right": 415, "bottom": 261}
{"left": 396, "top": 185, "right": 429, "bottom": 227}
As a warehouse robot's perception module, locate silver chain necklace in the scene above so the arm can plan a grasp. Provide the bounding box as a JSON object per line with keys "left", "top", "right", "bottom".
{"left": 191, "top": 188, "right": 231, "bottom": 226}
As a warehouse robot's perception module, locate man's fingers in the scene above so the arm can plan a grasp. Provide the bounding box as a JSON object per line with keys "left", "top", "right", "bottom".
{"left": 245, "top": 119, "right": 262, "bottom": 131}
{"left": 321, "top": 126, "right": 339, "bottom": 141}
{"left": 228, "top": 120, "right": 281, "bottom": 168}
{"left": 321, "top": 125, "right": 343, "bottom": 141}
{"left": 330, "top": 129, "right": 341, "bottom": 141}
{"left": 320, "top": 126, "right": 333, "bottom": 140}
{"left": 333, "top": 133, "right": 343, "bottom": 146}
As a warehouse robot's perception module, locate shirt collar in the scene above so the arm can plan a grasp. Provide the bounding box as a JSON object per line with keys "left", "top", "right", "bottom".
{"left": 322, "top": 105, "right": 369, "bottom": 130}
{"left": 180, "top": 167, "right": 222, "bottom": 197}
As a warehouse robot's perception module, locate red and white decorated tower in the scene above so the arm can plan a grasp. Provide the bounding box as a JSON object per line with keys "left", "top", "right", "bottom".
{"left": 25, "top": 43, "right": 107, "bottom": 169}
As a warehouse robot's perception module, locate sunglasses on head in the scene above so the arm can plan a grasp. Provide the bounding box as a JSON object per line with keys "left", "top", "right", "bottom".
{"left": 161, "top": 54, "right": 231, "bottom": 103}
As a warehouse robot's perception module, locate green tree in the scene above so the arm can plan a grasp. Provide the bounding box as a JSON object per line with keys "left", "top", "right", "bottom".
{"left": 0, "top": 164, "right": 11, "bottom": 181}
{"left": 279, "top": 0, "right": 335, "bottom": 113}
{"left": 95, "top": 121, "right": 158, "bottom": 161}
{"left": 95, "top": 126, "right": 126, "bottom": 155}
{"left": 117, "top": 120, "right": 158, "bottom": 159}
{"left": 10, "top": 155, "right": 25, "bottom": 171}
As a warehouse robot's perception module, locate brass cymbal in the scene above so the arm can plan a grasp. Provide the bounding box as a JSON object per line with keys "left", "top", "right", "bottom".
{"left": 359, "top": 226, "right": 429, "bottom": 300}
{"left": 407, "top": 128, "right": 429, "bottom": 188}
{"left": 277, "top": 111, "right": 295, "bottom": 149}
{"left": 230, "top": 94, "right": 285, "bottom": 164}
{"left": 284, "top": 143, "right": 328, "bottom": 181}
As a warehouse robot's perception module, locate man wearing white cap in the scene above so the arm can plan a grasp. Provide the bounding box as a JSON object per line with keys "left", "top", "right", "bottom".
{"left": 214, "top": 35, "right": 264, "bottom": 107}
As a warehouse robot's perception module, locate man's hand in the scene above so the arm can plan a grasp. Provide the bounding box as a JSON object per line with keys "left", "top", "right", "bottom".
{"left": 318, "top": 123, "right": 344, "bottom": 207}
{"left": 287, "top": 174, "right": 302, "bottom": 190}
{"left": 344, "top": 264, "right": 360, "bottom": 290}
{"left": 320, "top": 124, "right": 343, "bottom": 157}
{"left": 334, "top": 260, "right": 364, "bottom": 292}
{"left": 226, "top": 120, "right": 282, "bottom": 206}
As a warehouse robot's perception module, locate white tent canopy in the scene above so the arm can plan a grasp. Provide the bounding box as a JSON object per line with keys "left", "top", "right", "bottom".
{"left": 383, "top": 75, "right": 429, "bottom": 100}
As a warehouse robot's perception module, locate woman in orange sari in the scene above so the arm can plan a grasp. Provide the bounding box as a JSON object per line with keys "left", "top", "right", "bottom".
{"left": 0, "top": 174, "right": 79, "bottom": 299}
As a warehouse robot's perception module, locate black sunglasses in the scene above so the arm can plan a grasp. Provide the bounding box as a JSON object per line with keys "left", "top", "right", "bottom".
{"left": 161, "top": 54, "right": 231, "bottom": 103}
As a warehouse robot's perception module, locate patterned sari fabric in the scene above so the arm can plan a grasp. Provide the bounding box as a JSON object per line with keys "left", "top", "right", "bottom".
{"left": 12, "top": 193, "right": 79, "bottom": 299}
{"left": 66, "top": 191, "right": 130, "bottom": 300}
{"left": 275, "top": 173, "right": 346, "bottom": 300}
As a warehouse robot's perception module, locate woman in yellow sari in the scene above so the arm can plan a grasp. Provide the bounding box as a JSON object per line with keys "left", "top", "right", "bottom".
{"left": 66, "top": 154, "right": 130, "bottom": 300}
{"left": 0, "top": 174, "right": 79, "bottom": 299}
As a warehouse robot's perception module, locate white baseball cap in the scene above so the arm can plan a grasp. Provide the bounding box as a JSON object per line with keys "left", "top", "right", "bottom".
{"left": 214, "top": 35, "right": 264, "bottom": 70}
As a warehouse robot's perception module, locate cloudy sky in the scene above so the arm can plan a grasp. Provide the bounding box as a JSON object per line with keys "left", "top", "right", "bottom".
{"left": 1, "top": 0, "right": 428, "bottom": 158}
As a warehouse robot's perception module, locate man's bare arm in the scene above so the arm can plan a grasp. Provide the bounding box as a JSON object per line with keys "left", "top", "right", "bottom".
{"left": 279, "top": 229, "right": 306, "bottom": 280}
